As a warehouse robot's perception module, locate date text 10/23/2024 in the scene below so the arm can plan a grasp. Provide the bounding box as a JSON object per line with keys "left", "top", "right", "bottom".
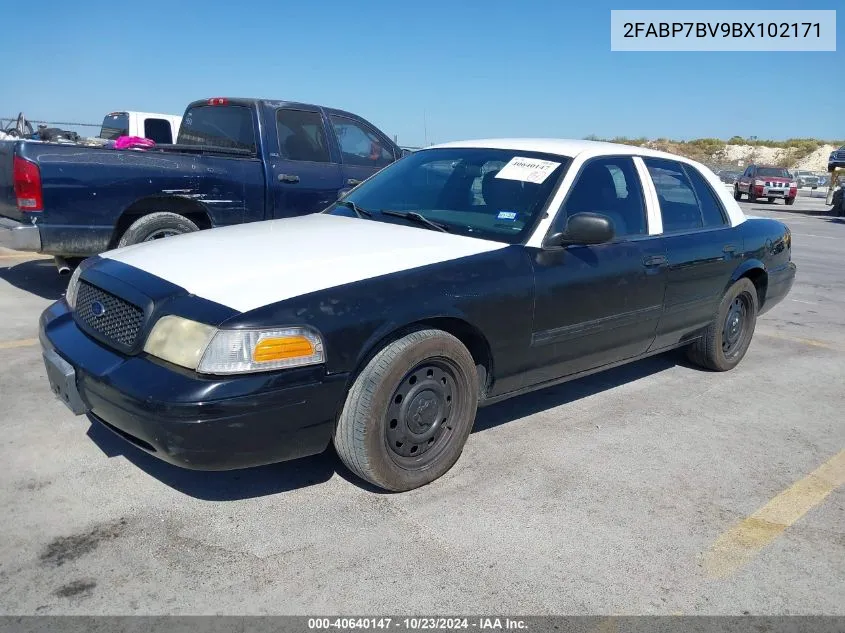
{"left": 308, "top": 618, "right": 528, "bottom": 631}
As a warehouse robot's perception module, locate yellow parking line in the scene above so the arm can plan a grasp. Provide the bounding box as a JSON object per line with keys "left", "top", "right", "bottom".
{"left": 702, "top": 449, "right": 845, "bottom": 579}
{"left": 0, "top": 338, "right": 38, "bottom": 350}
{"left": 756, "top": 331, "right": 840, "bottom": 352}
{"left": 0, "top": 254, "right": 50, "bottom": 260}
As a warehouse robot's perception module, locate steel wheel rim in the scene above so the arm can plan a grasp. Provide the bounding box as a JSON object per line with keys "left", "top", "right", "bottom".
{"left": 722, "top": 292, "right": 752, "bottom": 359}
{"left": 144, "top": 229, "right": 180, "bottom": 242}
{"left": 385, "top": 358, "right": 460, "bottom": 469}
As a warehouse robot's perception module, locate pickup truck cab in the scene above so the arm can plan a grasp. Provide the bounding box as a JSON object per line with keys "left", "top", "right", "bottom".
{"left": 98, "top": 111, "right": 183, "bottom": 145}
{"left": 1, "top": 98, "right": 401, "bottom": 267}
{"left": 734, "top": 164, "right": 797, "bottom": 205}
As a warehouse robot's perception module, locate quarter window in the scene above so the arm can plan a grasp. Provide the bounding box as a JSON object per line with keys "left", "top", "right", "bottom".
{"left": 329, "top": 115, "right": 394, "bottom": 168}
{"left": 143, "top": 118, "right": 173, "bottom": 144}
{"left": 683, "top": 165, "right": 728, "bottom": 227}
{"left": 276, "top": 109, "right": 331, "bottom": 163}
{"left": 644, "top": 158, "right": 703, "bottom": 232}
{"left": 559, "top": 157, "right": 647, "bottom": 237}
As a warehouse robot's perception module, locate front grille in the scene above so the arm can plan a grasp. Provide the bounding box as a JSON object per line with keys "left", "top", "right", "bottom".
{"left": 76, "top": 281, "right": 144, "bottom": 348}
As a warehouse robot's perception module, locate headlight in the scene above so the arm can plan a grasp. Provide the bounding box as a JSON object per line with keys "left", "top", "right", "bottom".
{"left": 754, "top": 180, "right": 765, "bottom": 186}
{"left": 142, "top": 316, "right": 325, "bottom": 375}
{"left": 789, "top": 182, "right": 797, "bottom": 188}
{"left": 143, "top": 316, "right": 217, "bottom": 370}
{"left": 65, "top": 265, "right": 83, "bottom": 308}
{"left": 197, "top": 327, "right": 324, "bottom": 375}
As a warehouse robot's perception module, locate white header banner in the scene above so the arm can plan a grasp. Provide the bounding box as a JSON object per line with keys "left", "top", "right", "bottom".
{"left": 611, "top": 10, "right": 836, "bottom": 51}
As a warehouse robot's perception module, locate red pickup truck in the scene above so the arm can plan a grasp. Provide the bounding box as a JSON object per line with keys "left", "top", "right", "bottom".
{"left": 734, "top": 164, "right": 797, "bottom": 205}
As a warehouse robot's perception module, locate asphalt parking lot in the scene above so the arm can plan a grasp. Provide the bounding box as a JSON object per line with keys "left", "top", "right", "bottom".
{"left": 0, "top": 190, "right": 843, "bottom": 615}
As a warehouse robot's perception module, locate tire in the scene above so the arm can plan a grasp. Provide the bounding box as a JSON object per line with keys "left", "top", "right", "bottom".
{"left": 334, "top": 329, "right": 479, "bottom": 492}
{"left": 117, "top": 212, "right": 199, "bottom": 248}
{"left": 785, "top": 197, "right": 796, "bottom": 206}
{"left": 733, "top": 186, "right": 742, "bottom": 201}
{"left": 747, "top": 189, "right": 757, "bottom": 202}
{"left": 767, "top": 197, "right": 775, "bottom": 203}
{"left": 831, "top": 189, "right": 843, "bottom": 216}
{"left": 686, "top": 278, "right": 759, "bottom": 372}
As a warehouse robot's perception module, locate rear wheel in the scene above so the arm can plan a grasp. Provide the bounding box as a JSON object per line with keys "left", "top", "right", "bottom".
{"left": 117, "top": 212, "right": 200, "bottom": 247}
{"left": 686, "top": 278, "right": 759, "bottom": 372}
{"left": 334, "top": 329, "right": 479, "bottom": 492}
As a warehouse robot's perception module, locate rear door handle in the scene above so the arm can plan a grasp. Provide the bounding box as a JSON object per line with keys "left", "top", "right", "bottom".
{"left": 278, "top": 173, "right": 300, "bottom": 183}
{"left": 642, "top": 255, "right": 667, "bottom": 267}
{"left": 346, "top": 178, "right": 362, "bottom": 187}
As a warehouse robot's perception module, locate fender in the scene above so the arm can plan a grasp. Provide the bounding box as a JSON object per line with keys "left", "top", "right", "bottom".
{"left": 729, "top": 257, "right": 766, "bottom": 287}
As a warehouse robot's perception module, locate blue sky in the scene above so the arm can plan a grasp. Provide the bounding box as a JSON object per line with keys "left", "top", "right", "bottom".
{"left": 2, "top": 0, "right": 842, "bottom": 145}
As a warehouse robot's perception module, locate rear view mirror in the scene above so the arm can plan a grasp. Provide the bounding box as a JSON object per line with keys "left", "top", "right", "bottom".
{"left": 545, "top": 212, "right": 614, "bottom": 247}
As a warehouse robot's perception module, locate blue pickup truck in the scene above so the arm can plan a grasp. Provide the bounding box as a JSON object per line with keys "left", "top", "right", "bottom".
{"left": 1, "top": 97, "right": 403, "bottom": 270}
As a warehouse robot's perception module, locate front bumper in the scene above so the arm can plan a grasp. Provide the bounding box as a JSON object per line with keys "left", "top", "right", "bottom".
{"left": 754, "top": 185, "right": 796, "bottom": 198}
{"left": 39, "top": 300, "right": 349, "bottom": 470}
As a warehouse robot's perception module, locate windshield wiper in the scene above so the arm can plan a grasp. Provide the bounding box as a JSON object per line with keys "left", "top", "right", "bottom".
{"left": 337, "top": 199, "right": 373, "bottom": 218}
{"left": 380, "top": 210, "right": 449, "bottom": 233}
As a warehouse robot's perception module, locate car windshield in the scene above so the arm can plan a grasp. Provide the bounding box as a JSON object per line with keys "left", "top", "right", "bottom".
{"left": 99, "top": 113, "right": 129, "bottom": 140}
{"left": 757, "top": 167, "right": 791, "bottom": 178}
{"left": 324, "top": 147, "right": 570, "bottom": 243}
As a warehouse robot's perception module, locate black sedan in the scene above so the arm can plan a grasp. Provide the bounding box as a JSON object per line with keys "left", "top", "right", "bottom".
{"left": 40, "top": 139, "right": 796, "bottom": 491}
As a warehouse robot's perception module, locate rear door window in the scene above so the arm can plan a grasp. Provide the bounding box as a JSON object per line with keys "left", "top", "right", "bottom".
{"left": 100, "top": 113, "right": 129, "bottom": 140}
{"left": 177, "top": 105, "right": 256, "bottom": 153}
{"left": 683, "top": 165, "right": 728, "bottom": 227}
{"left": 643, "top": 158, "right": 703, "bottom": 232}
{"left": 276, "top": 109, "right": 331, "bottom": 163}
{"left": 143, "top": 118, "right": 173, "bottom": 144}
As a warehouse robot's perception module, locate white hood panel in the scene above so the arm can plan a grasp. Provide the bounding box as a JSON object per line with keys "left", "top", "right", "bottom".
{"left": 102, "top": 214, "right": 506, "bottom": 313}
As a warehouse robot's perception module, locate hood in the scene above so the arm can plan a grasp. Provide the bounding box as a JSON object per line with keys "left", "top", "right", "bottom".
{"left": 102, "top": 214, "right": 507, "bottom": 313}
{"left": 757, "top": 175, "right": 793, "bottom": 183}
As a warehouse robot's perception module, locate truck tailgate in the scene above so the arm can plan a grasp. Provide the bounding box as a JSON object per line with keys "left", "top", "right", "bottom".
{"left": 0, "top": 140, "right": 23, "bottom": 221}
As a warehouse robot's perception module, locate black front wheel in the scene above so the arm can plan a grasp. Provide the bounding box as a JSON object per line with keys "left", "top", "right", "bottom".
{"left": 687, "top": 278, "right": 759, "bottom": 371}
{"left": 334, "top": 329, "right": 479, "bottom": 492}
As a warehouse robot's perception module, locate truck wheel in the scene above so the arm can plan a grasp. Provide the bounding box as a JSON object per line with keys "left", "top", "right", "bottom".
{"left": 832, "top": 189, "right": 844, "bottom": 216}
{"left": 767, "top": 197, "right": 775, "bottom": 203}
{"left": 334, "top": 329, "right": 479, "bottom": 492}
{"left": 117, "top": 212, "right": 199, "bottom": 248}
{"left": 686, "top": 278, "right": 758, "bottom": 372}
{"left": 733, "top": 186, "right": 742, "bottom": 201}
{"left": 785, "top": 197, "right": 796, "bottom": 206}
{"left": 747, "top": 189, "right": 757, "bottom": 202}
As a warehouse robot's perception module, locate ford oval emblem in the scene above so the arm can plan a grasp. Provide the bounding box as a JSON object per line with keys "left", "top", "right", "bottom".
{"left": 90, "top": 301, "right": 106, "bottom": 318}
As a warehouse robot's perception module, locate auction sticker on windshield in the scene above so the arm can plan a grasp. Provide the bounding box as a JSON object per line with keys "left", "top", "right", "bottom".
{"left": 495, "top": 157, "right": 561, "bottom": 184}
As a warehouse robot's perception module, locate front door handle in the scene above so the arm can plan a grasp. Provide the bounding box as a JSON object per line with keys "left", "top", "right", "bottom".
{"left": 278, "top": 173, "right": 300, "bottom": 183}
{"left": 642, "top": 255, "right": 668, "bottom": 267}
{"left": 722, "top": 244, "right": 738, "bottom": 258}
{"left": 346, "top": 178, "right": 362, "bottom": 187}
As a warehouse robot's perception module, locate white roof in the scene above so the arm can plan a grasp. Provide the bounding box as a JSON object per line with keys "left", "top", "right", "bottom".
{"left": 431, "top": 137, "right": 695, "bottom": 163}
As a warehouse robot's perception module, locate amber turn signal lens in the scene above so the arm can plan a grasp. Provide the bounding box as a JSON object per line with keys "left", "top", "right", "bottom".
{"left": 252, "top": 336, "right": 315, "bottom": 363}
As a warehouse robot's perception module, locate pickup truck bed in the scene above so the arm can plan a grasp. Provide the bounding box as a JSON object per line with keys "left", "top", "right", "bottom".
{"left": 1, "top": 98, "right": 401, "bottom": 260}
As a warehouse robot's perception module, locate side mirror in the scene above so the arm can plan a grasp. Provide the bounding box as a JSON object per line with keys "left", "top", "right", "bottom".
{"left": 337, "top": 188, "right": 352, "bottom": 200}
{"left": 545, "top": 212, "right": 614, "bottom": 247}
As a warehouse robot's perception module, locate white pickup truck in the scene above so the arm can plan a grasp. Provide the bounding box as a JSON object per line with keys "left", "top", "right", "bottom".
{"left": 98, "top": 111, "right": 183, "bottom": 144}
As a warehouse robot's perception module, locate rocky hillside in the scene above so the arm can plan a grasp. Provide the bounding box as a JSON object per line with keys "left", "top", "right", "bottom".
{"left": 587, "top": 136, "right": 842, "bottom": 172}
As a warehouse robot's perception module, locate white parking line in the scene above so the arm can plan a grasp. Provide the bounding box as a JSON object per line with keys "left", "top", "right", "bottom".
{"left": 791, "top": 299, "right": 817, "bottom": 305}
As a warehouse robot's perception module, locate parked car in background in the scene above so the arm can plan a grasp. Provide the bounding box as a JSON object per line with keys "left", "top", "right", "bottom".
{"left": 717, "top": 170, "right": 740, "bottom": 184}
{"left": 828, "top": 145, "right": 845, "bottom": 171}
{"left": 735, "top": 164, "right": 797, "bottom": 205}
{"left": 98, "top": 111, "right": 183, "bottom": 145}
{"left": 793, "top": 170, "right": 820, "bottom": 189}
{"left": 0, "top": 97, "right": 402, "bottom": 270}
{"left": 40, "top": 139, "right": 795, "bottom": 491}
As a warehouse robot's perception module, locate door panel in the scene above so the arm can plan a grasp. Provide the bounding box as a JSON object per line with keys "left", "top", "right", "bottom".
{"left": 522, "top": 156, "right": 667, "bottom": 388}
{"left": 271, "top": 108, "right": 343, "bottom": 219}
{"left": 643, "top": 157, "right": 741, "bottom": 349}
{"left": 525, "top": 239, "right": 668, "bottom": 386}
